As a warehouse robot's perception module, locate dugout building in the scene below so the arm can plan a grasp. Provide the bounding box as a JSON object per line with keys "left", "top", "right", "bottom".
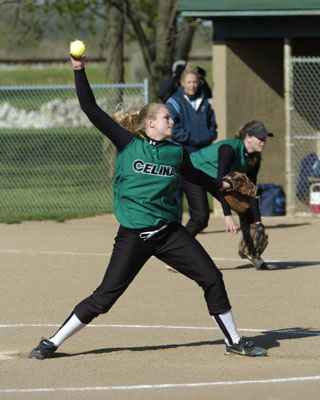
{"left": 178, "top": 0, "right": 320, "bottom": 215}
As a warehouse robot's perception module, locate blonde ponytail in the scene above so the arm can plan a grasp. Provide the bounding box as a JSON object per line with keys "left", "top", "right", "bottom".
{"left": 113, "top": 103, "right": 168, "bottom": 139}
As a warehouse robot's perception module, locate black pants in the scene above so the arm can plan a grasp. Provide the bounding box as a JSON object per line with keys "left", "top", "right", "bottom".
{"left": 176, "top": 146, "right": 210, "bottom": 235}
{"left": 74, "top": 223, "right": 231, "bottom": 324}
{"left": 183, "top": 176, "right": 211, "bottom": 236}
{"left": 239, "top": 208, "right": 257, "bottom": 255}
{"left": 185, "top": 185, "right": 257, "bottom": 249}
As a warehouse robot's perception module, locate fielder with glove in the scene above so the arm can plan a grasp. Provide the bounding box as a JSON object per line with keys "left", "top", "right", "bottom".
{"left": 221, "top": 171, "right": 258, "bottom": 214}
{"left": 188, "top": 120, "right": 273, "bottom": 270}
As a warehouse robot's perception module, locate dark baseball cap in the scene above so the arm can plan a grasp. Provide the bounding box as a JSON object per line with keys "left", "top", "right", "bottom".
{"left": 245, "top": 124, "right": 273, "bottom": 139}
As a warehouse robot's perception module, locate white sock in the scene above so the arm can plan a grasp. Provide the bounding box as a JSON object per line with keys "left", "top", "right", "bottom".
{"left": 49, "top": 314, "right": 85, "bottom": 347}
{"left": 212, "top": 310, "right": 241, "bottom": 346}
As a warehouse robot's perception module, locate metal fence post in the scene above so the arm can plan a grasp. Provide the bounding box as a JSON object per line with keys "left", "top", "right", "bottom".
{"left": 284, "top": 38, "right": 294, "bottom": 215}
{"left": 143, "top": 78, "right": 149, "bottom": 105}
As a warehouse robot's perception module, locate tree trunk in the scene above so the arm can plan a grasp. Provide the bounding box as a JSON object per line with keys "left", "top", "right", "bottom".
{"left": 105, "top": 0, "right": 124, "bottom": 109}
{"left": 175, "top": 17, "right": 197, "bottom": 61}
{"left": 103, "top": 1, "right": 125, "bottom": 183}
{"left": 105, "top": 1, "right": 124, "bottom": 85}
{"left": 106, "top": 0, "right": 196, "bottom": 102}
{"left": 149, "top": 0, "right": 177, "bottom": 101}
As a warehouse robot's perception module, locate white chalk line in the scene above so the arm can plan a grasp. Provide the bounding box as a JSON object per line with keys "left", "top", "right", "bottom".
{"left": 0, "top": 248, "right": 108, "bottom": 257}
{"left": 0, "top": 248, "right": 283, "bottom": 263}
{"left": 1, "top": 376, "right": 320, "bottom": 393}
{"left": 1, "top": 323, "right": 319, "bottom": 336}
{"left": 1, "top": 324, "right": 318, "bottom": 394}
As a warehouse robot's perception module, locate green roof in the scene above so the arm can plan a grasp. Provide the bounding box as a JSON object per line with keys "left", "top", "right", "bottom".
{"left": 178, "top": 0, "right": 320, "bottom": 17}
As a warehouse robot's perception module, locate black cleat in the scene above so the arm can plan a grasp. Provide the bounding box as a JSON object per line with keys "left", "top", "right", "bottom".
{"left": 28, "top": 338, "right": 57, "bottom": 360}
{"left": 226, "top": 337, "right": 267, "bottom": 357}
{"left": 239, "top": 253, "right": 268, "bottom": 270}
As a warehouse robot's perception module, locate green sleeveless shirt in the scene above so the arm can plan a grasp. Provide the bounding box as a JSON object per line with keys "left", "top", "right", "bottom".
{"left": 190, "top": 138, "right": 247, "bottom": 178}
{"left": 113, "top": 138, "right": 183, "bottom": 229}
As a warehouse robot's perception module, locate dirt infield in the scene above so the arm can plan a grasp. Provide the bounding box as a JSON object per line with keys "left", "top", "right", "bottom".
{"left": 0, "top": 214, "right": 320, "bottom": 399}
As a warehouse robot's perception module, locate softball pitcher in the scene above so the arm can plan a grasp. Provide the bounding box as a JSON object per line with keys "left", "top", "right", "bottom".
{"left": 28, "top": 52, "right": 267, "bottom": 360}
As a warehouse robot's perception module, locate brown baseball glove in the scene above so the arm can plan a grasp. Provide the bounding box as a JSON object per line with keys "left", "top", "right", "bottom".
{"left": 221, "top": 172, "right": 258, "bottom": 214}
{"left": 239, "top": 223, "right": 269, "bottom": 258}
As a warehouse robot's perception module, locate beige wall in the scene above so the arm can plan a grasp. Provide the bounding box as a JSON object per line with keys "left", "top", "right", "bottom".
{"left": 212, "top": 39, "right": 285, "bottom": 186}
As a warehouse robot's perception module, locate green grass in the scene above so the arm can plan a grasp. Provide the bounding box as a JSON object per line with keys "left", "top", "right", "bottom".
{"left": 0, "top": 60, "right": 212, "bottom": 86}
{"left": 0, "top": 127, "right": 115, "bottom": 223}
{"left": 0, "top": 66, "right": 108, "bottom": 86}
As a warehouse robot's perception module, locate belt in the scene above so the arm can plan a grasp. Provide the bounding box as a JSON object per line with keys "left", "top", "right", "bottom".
{"left": 139, "top": 224, "right": 168, "bottom": 241}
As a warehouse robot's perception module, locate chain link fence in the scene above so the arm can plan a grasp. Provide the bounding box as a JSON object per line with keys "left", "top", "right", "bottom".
{"left": 290, "top": 57, "right": 320, "bottom": 214}
{"left": 0, "top": 80, "right": 149, "bottom": 218}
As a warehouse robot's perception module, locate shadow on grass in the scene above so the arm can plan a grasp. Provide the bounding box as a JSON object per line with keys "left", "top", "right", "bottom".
{"left": 51, "top": 339, "right": 224, "bottom": 359}
{"left": 255, "top": 327, "right": 320, "bottom": 352}
{"left": 233, "top": 260, "right": 320, "bottom": 271}
{"left": 200, "top": 222, "right": 312, "bottom": 235}
{"left": 51, "top": 327, "right": 320, "bottom": 359}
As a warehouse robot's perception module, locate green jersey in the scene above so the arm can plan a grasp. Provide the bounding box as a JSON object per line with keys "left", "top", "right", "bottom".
{"left": 190, "top": 138, "right": 247, "bottom": 178}
{"left": 114, "top": 138, "right": 183, "bottom": 229}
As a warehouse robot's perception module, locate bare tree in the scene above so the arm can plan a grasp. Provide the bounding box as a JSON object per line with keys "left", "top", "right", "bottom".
{"left": 105, "top": 0, "right": 124, "bottom": 84}
{"left": 107, "top": 0, "right": 198, "bottom": 99}
{"left": 3, "top": 0, "right": 198, "bottom": 99}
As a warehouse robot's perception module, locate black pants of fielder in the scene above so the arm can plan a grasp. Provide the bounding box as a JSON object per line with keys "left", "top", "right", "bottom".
{"left": 182, "top": 176, "right": 211, "bottom": 236}
{"left": 74, "top": 223, "right": 231, "bottom": 324}
{"left": 184, "top": 182, "right": 259, "bottom": 253}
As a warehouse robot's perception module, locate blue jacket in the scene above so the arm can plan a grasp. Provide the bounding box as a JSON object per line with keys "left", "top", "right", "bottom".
{"left": 166, "top": 86, "right": 217, "bottom": 148}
